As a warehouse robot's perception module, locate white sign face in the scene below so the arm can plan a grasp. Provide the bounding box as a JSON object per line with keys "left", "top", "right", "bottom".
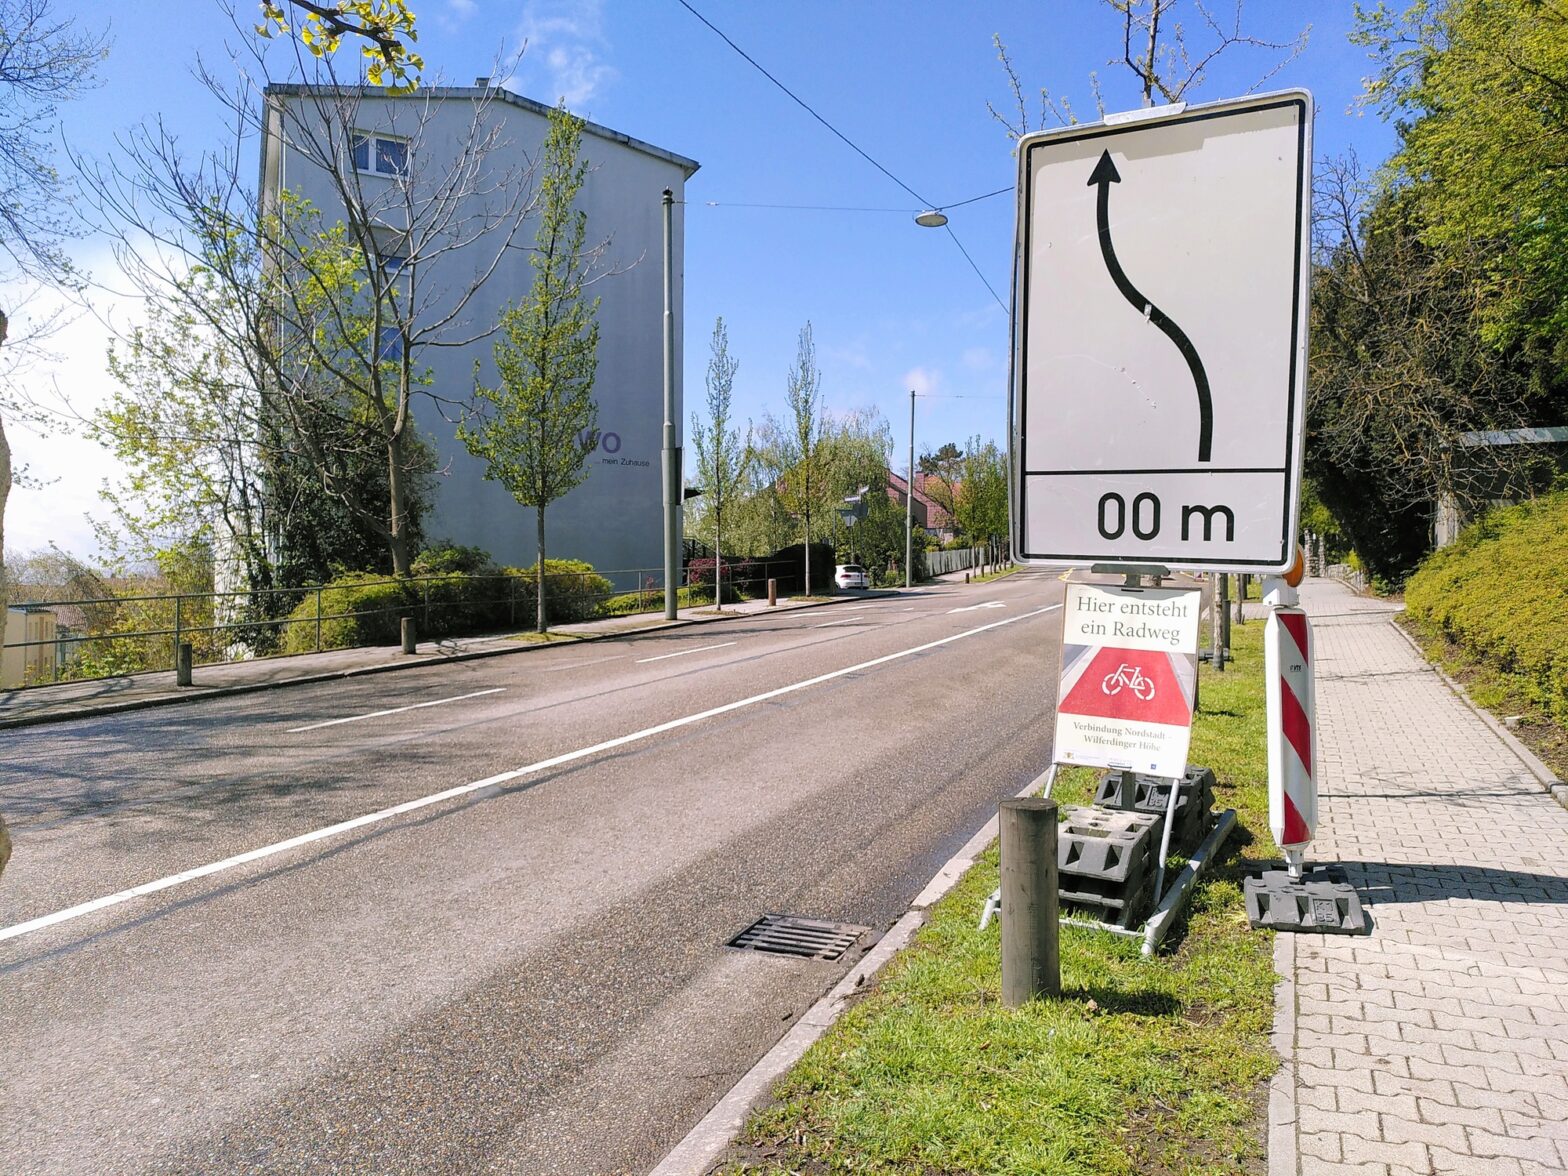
{"left": 1011, "top": 92, "right": 1312, "bottom": 572}
{"left": 1055, "top": 584, "right": 1201, "bottom": 777}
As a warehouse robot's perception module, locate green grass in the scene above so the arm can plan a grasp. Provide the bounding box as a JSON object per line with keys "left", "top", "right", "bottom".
{"left": 1403, "top": 491, "right": 1568, "bottom": 729}
{"left": 723, "top": 620, "right": 1278, "bottom": 1176}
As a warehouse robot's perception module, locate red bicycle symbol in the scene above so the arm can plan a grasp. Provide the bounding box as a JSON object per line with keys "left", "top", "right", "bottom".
{"left": 1101, "top": 662, "right": 1155, "bottom": 701}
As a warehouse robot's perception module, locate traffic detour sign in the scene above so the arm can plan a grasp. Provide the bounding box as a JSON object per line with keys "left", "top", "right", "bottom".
{"left": 1055, "top": 583, "right": 1201, "bottom": 778}
{"left": 1011, "top": 91, "right": 1312, "bottom": 572}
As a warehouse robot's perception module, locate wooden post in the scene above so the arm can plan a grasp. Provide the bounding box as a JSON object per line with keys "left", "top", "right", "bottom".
{"left": 767, "top": 578, "right": 777, "bottom": 607}
{"left": 1000, "top": 797, "right": 1060, "bottom": 1006}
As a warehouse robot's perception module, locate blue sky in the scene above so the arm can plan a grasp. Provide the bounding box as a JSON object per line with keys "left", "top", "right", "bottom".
{"left": 5, "top": 0, "right": 1398, "bottom": 560}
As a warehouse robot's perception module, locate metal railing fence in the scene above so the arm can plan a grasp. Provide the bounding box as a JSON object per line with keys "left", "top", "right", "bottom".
{"left": 2, "top": 559, "right": 801, "bottom": 690}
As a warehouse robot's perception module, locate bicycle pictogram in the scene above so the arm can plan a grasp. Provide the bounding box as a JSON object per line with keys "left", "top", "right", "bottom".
{"left": 1101, "top": 662, "right": 1155, "bottom": 701}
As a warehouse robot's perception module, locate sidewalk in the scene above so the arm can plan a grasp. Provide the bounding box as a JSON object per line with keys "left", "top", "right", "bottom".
{"left": 1273, "top": 579, "right": 1568, "bottom": 1176}
{"left": 0, "top": 584, "right": 922, "bottom": 731}
{"left": 0, "top": 571, "right": 998, "bottom": 731}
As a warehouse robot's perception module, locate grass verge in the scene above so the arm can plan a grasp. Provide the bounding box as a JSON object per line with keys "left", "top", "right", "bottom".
{"left": 721, "top": 619, "right": 1278, "bottom": 1176}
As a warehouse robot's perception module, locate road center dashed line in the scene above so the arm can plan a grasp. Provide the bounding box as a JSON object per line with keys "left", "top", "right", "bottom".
{"left": 0, "top": 603, "right": 1059, "bottom": 945}
{"left": 285, "top": 688, "right": 506, "bottom": 733}
{"left": 813, "top": 616, "right": 865, "bottom": 628}
{"left": 635, "top": 642, "right": 737, "bottom": 664}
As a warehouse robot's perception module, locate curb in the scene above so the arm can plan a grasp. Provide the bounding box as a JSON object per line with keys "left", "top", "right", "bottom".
{"left": 1385, "top": 616, "right": 1567, "bottom": 806}
{"left": 1267, "top": 931, "right": 1298, "bottom": 1176}
{"left": 0, "top": 591, "right": 908, "bottom": 733}
{"left": 649, "top": 770, "right": 1045, "bottom": 1176}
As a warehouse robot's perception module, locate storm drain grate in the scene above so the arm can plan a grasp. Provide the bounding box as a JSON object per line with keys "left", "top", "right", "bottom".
{"left": 727, "top": 913, "right": 869, "bottom": 961}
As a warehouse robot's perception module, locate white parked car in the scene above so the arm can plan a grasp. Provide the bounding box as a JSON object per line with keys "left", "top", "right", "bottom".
{"left": 834, "top": 563, "right": 869, "bottom": 590}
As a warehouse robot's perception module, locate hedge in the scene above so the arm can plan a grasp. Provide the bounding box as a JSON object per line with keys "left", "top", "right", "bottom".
{"left": 279, "top": 559, "right": 614, "bottom": 652}
{"left": 1403, "top": 491, "right": 1568, "bottom": 726}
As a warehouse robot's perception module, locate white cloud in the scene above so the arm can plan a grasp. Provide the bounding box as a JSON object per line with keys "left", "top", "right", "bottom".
{"left": 961, "top": 346, "right": 997, "bottom": 371}
{"left": 515, "top": 0, "right": 616, "bottom": 107}
{"left": 448, "top": 0, "right": 477, "bottom": 17}
{"left": 902, "top": 366, "right": 941, "bottom": 397}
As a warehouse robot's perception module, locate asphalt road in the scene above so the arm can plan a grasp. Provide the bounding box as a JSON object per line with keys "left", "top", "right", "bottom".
{"left": 0, "top": 570, "right": 1068, "bottom": 1174}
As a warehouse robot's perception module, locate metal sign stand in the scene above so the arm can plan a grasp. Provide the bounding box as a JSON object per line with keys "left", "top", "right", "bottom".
{"left": 981, "top": 563, "right": 1235, "bottom": 956}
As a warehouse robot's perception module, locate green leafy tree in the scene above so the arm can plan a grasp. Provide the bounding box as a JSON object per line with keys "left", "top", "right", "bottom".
{"left": 764, "top": 323, "right": 832, "bottom": 596}
{"left": 955, "top": 437, "right": 1009, "bottom": 545}
{"left": 258, "top": 0, "right": 422, "bottom": 89}
{"left": 459, "top": 103, "right": 600, "bottom": 633}
{"left": 688, "top": 317, "right": 751, "bottom": 609}
{"left": 1356, "top": 0, "right": 1568, "bottom": 363}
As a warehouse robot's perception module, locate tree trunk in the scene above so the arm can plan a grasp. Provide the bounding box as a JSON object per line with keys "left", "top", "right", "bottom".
{"left": 803, "top": 507, "right": 811, "bottom": 597}
{"left": 386, "top": 433, "right": 411, "bottom": 576}
{"left": 535, "top": 505, "right": 547, "bottom": 634}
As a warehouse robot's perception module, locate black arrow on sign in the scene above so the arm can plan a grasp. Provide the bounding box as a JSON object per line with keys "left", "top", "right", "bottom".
{"left": 1088, "top": 149, "right": 1213, "bottom": 463}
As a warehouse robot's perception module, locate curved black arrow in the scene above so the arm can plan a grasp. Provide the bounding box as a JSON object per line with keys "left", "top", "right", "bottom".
{"left": 1088, "top": 149, "right": 1213, "bottom": 463}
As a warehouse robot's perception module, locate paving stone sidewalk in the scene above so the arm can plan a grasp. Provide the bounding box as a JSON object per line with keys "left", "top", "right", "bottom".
{"left": 1271, "top": 578, "right": 1568, "bottom": 1176}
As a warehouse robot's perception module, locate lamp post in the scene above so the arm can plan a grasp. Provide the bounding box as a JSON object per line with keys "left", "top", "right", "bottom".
{"left": 906, "top": 388, "right": 915, "bottom": 589}
{"left": 661, "top": 189, "right": 680, "bottom": 621}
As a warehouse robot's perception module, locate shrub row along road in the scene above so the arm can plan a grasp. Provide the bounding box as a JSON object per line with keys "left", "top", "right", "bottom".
{"left": 0, "top": 570, "right": 1067, "bottom": 1174}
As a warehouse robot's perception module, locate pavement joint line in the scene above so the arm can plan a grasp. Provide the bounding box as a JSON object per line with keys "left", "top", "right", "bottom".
{"left": 284, "top": 687, "right": 505, "bottom": 733}
{"left": 634, "top": 641, "right": 737, "bottom": 664}
{"left": 0, "top": 603, "right": 1058, "bottom": 946}
{"left": 648, "top": 773, "right": 1045, "bottom": 1176}
{"left": 1386, "top": 613, "right": 1564, "bottom": 794}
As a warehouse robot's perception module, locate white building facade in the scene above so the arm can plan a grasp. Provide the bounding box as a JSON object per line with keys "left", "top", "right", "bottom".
{"left": 260, "top": 82, "right": 699, "bottom": 579}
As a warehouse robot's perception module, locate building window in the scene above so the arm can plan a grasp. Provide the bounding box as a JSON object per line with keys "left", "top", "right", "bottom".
{"left": 351, "top": 132, "right": 409, "bottom": 177}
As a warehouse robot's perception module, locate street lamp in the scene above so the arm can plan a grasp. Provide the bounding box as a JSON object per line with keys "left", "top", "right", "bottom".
{"left": 914, "top": 209, "right": 948, "bottom": 227}
{"left": 906, "top": 389, "right": 915, "bottom": 589}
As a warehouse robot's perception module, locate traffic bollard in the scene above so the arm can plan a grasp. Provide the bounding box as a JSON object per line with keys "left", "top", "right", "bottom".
{"left": 401, "top": 617, "right": 417, "bottom": 655}
{"left": 1264, "top": 574, "right": 1316, "bottom": 878}
{"left": 767, "top": 578, "right": 777, "bottom": 607}
{"left": 175, "top": 642, "right": 193, "bottom": 687}
{"left": 1000, "top": 797, "right": 1060, "bottom": 1005}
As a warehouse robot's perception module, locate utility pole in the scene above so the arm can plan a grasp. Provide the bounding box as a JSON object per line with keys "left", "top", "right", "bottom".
{"left": 661, "top": 189, "right": 680, "bottom": 621}
{"left": 905, "top": 389, "right": 915, "bottom": 589}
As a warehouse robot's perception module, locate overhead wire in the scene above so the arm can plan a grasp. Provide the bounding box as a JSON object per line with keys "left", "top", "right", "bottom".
{"left": 673, "top": 0, "right": 1010, "bottom": 315}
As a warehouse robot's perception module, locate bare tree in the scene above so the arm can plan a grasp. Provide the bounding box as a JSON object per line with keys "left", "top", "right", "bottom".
{"left": 989, "top": 1, "right": 1307, "bottom": 141}
{"left": 0, "top": 0, "right": 105, "bottom": 605}
{"left": 80, "top": 19, "right": 541, "bottom": 579}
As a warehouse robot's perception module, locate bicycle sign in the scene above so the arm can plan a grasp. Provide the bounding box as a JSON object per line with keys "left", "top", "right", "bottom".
{"left": 1102, "top": 663, "right": 1156, "bottom": 701}
{"left": 1055, "top": 582, "right": 1202, "bottom": 776}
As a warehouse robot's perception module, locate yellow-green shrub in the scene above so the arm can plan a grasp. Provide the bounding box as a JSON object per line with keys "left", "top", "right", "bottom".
{"left": 1404, "top": 491, "right": 1568, "bottom": 725}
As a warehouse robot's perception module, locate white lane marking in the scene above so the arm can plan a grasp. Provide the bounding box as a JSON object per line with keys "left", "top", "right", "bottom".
{"left": 948, "top": 600, "right": 1006, "bottom": 614}
{"left": 635, "top": 642, "right": 737, "bottom": 664}
{"left": 813, "top": 615, "right": 865, "bottom": 628}
{"left": 286, "top": 688, "right": 506, "bottom": 733}
{"left": 0, "top": 604, "right": 1056, "bottom": 945}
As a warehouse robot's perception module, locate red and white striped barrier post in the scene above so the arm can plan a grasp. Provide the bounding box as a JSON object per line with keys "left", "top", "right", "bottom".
{"left": 1264, "top": 571, "right": 1316, "bottom": 878}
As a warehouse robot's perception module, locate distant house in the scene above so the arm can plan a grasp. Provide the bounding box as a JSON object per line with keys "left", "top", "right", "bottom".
{"left": 259, "top": 82, "right": 700, "bottom": 578}
{"left": 886, "top": 470, "right": 956, "bottom": 542}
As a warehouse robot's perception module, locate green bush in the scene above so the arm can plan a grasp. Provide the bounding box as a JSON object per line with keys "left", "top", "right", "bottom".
{"left": 501, "top": 559, "right": 615, "bottom": 625}
{"left": 281, "top": 573, "right": 413, "bottom": 652}
{"left": 1404, "top": 491, "right": 1568, "bottom": 725}
{"left": 279, "top": 558, "right": 615, "bottom": 651}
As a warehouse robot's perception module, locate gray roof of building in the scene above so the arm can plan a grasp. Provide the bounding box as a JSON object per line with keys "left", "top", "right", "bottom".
{"left": 264, "top": 82, "right": 700, "bottom": 177}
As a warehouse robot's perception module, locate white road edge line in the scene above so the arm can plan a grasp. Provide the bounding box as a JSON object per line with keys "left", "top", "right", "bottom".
{"left": 635, "top": 642, "right": 737, "bottom": 664}
{"left": 0, "top": 604, "right": 1057, "bottom": 945}
{"left": 648, "top": 768, "right": 1053, "bottom": 1176}
{"left": 285, "top": 688, "right": 507, "bottom": 733}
